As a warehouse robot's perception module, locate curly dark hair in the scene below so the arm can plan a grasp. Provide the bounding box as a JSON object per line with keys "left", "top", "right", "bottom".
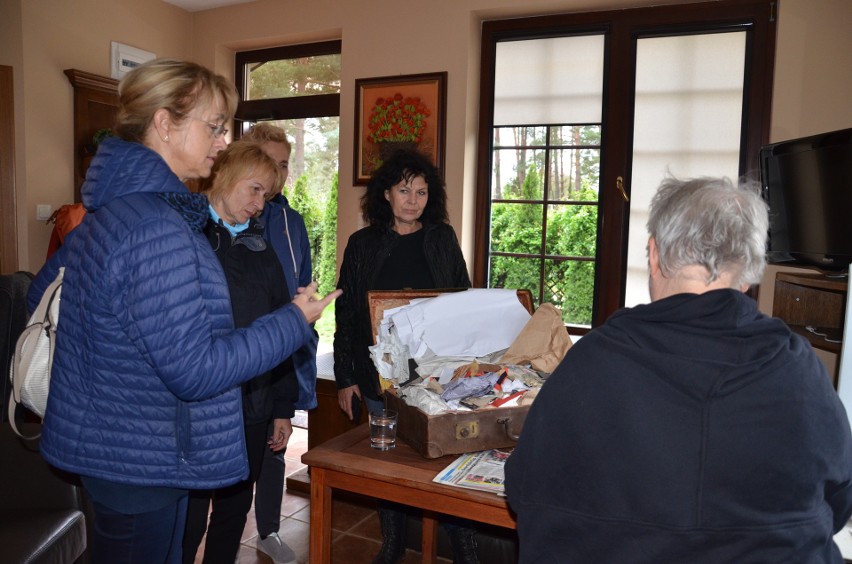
{"left": 361, "top": 148, "right": 448, "bottom": 228}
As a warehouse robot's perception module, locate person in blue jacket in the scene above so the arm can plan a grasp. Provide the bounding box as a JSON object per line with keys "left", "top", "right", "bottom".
{"left": 247, "top": 123, "right": 319, "bottom": 412}
{"left": 27, "top": 59, "right": 339, "bottom": 564}
{"left": 505, "top": 175, "right": 852, "bottom": 563}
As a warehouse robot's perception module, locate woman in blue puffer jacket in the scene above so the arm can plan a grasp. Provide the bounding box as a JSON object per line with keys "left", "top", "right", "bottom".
{"left": 27, "top": 59, "right": 339, "bottom": 564}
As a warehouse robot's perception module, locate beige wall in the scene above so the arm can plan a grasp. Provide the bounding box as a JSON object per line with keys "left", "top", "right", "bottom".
{"left": 0, "top": 0, "right": 192, "bottom": 271}
{"left": 4, "top": 0, "right": 852, "bottom": 280}
{"left": 189, "top": 0, "right": 699, "bottom": 274}
{"left": 769, "top": 0, "right": 852, "bottom": 142}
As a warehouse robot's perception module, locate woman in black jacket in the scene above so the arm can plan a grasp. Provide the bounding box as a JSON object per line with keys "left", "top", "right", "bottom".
{"left": 183, "top": 142, "right": 298, "bottom": 564}
{"left": 333, "top": 148, "right": 476, "bottom": 564}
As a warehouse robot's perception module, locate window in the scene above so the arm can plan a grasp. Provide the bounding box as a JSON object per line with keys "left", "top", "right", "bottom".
{"left": 235, "top": 41, "right": 341, "bottom": 191}
{"left": 489, "top": 34, "right": 604, "bottom": 326}
{"left": 236, "top": 41, "right": 340, "bottom": 115}
{"left": 490, "top": 124, "right": 602, "bottom": 326}
{"left": 476, "top": 1, "right": 776, "bottom": 329}
{"left": 235, "top": 41, "right": 342, "bottom": 346}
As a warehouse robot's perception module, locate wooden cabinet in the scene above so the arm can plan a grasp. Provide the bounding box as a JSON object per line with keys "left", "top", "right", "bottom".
{"left": 65, "top": 69, "right": 118, "bottom": 203}
{"left": 287, "top": 377, "right": 368, "bottom": 493}
{"left": 307, "top": 378, "right": 367, "bottom": 450}
{"left": 773, "top": 271, "right": 847, "bottom": 384}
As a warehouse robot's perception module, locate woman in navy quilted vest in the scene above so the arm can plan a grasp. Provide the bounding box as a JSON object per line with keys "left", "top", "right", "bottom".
{"left": 27, "top": 59, "right": 340, "bottom": 564}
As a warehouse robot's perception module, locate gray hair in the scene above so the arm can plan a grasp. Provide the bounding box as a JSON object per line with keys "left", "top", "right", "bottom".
{"left": 647, "top": 175, "right": 768, "bottom": 287}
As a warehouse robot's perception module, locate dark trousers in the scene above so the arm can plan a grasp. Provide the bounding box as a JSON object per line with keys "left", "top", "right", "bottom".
{"left": 183, "top": 420, "right": 268, "bottom": 564}
{"left": 254, "top": 425, "right": 286, "bottom": 537}
{"left": 88, "top": 494, "right": 187, "bottom": 564}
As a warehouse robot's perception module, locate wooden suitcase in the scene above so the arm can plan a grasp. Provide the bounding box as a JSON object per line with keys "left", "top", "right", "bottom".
{"left": 369, "top": 289, "right": 534, "bottom": 458}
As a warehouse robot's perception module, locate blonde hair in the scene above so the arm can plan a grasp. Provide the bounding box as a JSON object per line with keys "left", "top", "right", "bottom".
{"left": 242, "top": 122, "right": 292, "bottom": 152}
{"left": 201, "top": 141, "right": 284, "bottom": 203}
{"left": 115, "top": 58, "right": 238, "bottom": 144}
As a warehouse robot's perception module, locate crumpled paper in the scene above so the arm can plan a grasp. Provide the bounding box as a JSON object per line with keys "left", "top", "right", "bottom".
{"left": 369, "top": 331, "right": 410, "bottom": 385}
{"left": 499, "top": 303, "right": 572, "bottom": 373}
{"left": 399, "top": 384, "right": 451, "bottom": 415}
{"left": 440, "top": 371, "right": 502, "bottom": 402}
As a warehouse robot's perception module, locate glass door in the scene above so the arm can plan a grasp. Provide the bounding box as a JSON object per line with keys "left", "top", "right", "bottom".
{"left": 625, "top": 31, "right": 747, "bottom": 306}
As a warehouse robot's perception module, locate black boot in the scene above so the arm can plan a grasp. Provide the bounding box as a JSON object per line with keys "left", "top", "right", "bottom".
{"left": 372, "top": 508, "right": 407, "bottom": 564}
{"left": 448, "top": 525, "right": 479, "bottom": 564}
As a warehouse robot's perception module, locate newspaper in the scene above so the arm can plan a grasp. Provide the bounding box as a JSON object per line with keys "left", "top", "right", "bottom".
{"left": 432, "top": 449, "right": 511, "bottom": 495}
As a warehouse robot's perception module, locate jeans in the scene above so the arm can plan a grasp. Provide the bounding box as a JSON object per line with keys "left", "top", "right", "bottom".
{"left": 88, "top": 494, "right": 188, "bottom": 564}
{"left": 364, "top": 394, "right": 386, "bottom": 416}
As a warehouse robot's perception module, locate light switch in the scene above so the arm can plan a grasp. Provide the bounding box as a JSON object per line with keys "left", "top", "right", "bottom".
{"left": 37, "top": 204, "right": 52, "bottom": 221}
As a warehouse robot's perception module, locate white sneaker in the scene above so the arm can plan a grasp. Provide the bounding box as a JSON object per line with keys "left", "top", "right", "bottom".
{"left": 257, "top": 532, "right": 297, "bottom": 564}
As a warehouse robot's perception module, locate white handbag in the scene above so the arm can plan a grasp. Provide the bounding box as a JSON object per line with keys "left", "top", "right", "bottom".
{"left": 8, "top": 267, "right": 64, "bottom": 439}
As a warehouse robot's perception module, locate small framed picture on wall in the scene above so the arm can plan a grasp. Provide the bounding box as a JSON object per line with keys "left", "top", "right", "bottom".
{"left": 110, "top": 42, "right": 156, "bottom": 80}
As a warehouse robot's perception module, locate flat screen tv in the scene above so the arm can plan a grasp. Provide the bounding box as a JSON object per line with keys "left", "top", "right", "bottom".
{"left": 760, "top": 127, "right": 852, "bottom": 273}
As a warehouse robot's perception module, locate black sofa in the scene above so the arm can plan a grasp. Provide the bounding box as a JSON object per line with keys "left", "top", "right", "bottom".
{"left": 1, "top": 271, "right": 88, "bottom": 563}
{"left": 0, "top": 424, "right": 87, "bottom": 564}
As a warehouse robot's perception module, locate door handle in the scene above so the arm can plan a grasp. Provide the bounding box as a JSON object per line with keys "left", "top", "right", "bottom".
{"left": 617, "top": 176, "right": 629, "bottom": 202}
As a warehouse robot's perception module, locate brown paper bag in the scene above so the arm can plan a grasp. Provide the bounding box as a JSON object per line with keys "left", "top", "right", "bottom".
{"left": 500, "top": 303, "right": 572, "bottom": 373}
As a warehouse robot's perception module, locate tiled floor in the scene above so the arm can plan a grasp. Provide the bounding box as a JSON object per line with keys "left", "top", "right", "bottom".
{"left": 191, "top": 425, "right": 451, "bottom": 564}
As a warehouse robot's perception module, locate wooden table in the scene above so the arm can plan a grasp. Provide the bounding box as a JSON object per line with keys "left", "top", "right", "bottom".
{"left": 301, "top": 423, "right": 516, "bottom": 563}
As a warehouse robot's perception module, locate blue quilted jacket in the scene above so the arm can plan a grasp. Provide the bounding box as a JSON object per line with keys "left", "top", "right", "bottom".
{"left": 30, "top": 137, "right": 314, "bottom": 489}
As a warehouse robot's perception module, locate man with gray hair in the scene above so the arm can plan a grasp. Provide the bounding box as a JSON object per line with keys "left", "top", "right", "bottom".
{"left": 505, "top": 175, "right": 852, "bottom": 562}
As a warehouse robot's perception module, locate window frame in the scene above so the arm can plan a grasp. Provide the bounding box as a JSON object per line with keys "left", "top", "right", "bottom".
{"left": 234, "top": 40, "right": 341, "bottom": 126}
{"left": 474, "top": 0, "right": 776, "bottom": 329}
{"left": 489, "top": 123, "right": 602, "bottom": 326}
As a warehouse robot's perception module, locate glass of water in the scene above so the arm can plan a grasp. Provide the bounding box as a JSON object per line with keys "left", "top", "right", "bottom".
{"left": 369, "top": 409, "right": 398, "bottom": 450}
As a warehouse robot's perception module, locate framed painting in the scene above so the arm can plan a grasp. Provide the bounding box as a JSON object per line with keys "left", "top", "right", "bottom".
{"left": 353, "top": 72, "right": 447, "bottom": 185}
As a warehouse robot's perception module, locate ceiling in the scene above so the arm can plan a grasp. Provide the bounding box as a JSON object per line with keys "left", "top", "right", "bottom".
{"left": 161, "top": 0, "right": 256, "bottom": 12}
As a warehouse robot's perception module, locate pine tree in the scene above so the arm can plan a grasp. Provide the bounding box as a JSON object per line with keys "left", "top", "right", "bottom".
{"left": 288, "top": 174, "right": 321, "bottom": 279}
{"left": 317, "top": 173, "right": 338, "bottom": 295}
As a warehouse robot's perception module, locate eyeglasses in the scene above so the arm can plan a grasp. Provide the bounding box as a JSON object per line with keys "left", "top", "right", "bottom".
{"left": 180, "top": 114, "right": 229, "bottom": 139}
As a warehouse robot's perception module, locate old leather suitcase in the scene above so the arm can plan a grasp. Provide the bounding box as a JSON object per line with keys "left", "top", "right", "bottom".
{"left": 369, "top": 288, "right": 534, "bottom": 458}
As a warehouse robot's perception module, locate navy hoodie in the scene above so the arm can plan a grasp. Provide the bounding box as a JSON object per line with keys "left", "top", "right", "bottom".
{"left": 506, "top": 289, "right": 852, "bottom": 563}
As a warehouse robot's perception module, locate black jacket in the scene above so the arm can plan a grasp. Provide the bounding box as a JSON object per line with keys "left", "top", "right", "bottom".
{"left": 333, "top": 222, "right": 471, "bottom": 399}
{"left": 506, "top": 289, "right": 852, "bottom": 563}
{"left": 205, "top": 218, "right": 297, "bottom": 424}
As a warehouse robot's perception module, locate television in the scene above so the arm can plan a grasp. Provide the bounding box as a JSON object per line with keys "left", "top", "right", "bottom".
{"left": 759, "top": 127, "right": 852, "bottom": 273}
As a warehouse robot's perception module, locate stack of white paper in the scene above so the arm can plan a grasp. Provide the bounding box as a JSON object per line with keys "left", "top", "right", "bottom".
{"left": 386, "top": 288, "right": 531, "bottom": 359}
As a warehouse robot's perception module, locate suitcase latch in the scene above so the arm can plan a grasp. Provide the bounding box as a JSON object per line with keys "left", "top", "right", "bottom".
{"left": 455, "top": 421, "right": 479, "bottom": 439}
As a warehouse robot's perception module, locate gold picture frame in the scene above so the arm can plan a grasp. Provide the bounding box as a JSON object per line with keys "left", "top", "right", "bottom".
{"left": 353, "top": 72, "right": 447, "bottom": 186}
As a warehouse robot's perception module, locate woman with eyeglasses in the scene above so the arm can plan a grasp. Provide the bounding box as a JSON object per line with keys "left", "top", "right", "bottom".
{"left": 183, "top": 141, "right": 297, "bottom": 564}
{"left": 27, "top": 59, "right": 339, "bottom": 564}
